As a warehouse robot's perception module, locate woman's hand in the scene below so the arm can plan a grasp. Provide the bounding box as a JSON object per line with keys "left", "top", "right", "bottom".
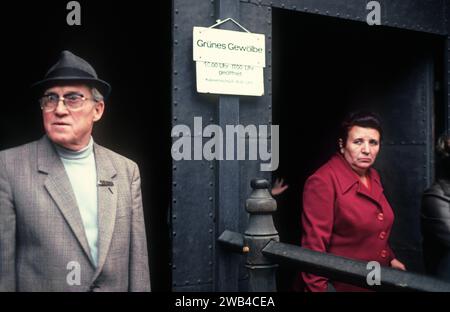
{"left": 390, "top": 258, "right": 406, "bottom": 271}
{"left": 271, "top": 178, "right": 289, "bottom": 196}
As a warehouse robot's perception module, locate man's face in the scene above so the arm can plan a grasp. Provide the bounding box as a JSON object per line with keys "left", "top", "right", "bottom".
{"left": 42, "top": 84, "right": 104, "bottom": 151}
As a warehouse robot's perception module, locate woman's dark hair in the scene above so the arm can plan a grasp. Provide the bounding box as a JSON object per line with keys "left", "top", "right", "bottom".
{"left": 339, "top": 111, "right": 383, "bottom": 146}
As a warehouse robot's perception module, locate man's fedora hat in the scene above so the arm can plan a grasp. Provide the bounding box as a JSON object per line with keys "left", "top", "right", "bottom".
{"left": 32, "top": 50, "right": 111, "bottom": 98}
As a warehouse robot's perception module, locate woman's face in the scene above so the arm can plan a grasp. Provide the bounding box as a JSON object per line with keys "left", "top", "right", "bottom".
{"left": 341, "top": 126, "right": 380, "bottom": 175}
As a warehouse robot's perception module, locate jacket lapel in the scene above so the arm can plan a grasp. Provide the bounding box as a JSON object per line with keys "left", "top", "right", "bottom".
{"left": 356, "top": 173, "right": 384, "bottom": 206}
{"left": 331, "top": 153, "right": 384, "bottom": 206}
{"left": 330, "top": 154, "right": 359, "bottom": 193}
{"left": 367, "top": 170, "right": 384, "bottom": 205}
{"left": 37, "top": 136, "right": 95, "bottom": 266}
{"left": 92, "top": 144, "right": 118, "bottom": 278}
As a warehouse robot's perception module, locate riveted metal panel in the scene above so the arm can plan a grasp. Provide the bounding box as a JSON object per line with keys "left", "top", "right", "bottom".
{"left": 368, "top": 56, "right": 433, "bottom": 144}
{"left": 172, "top": 0, "right": 274, "bottom": 291}
{"left": 237, "top": 4, "right": 273, "bottom": 279}
{"left": 237, "top": 1, "right": 273, "bottom": 230}
{"left": 242, "top": 0, "right": 447, "bottom": 35}
{"left": 213, "top": 0, "right": 242, "bottom": 293}
{"left": 172, "top": 0, "right": 217, "bottom": 292}
{"left": 239, "top": 2, "right": 273, "bottom": 126}
{"left": 375, "top": 145, "right": 428, "bottom": 270}
{"left": 238, "top": 5, "right": 273, "bottom": 256}
{"left": 171, "top": 142, "right": 215, "bottom": 290}
{"left": 173, "top": 1, "right": 216, "bottom": 129}
{"left": 372, "top": 43, "right": 434, "bottom": 272}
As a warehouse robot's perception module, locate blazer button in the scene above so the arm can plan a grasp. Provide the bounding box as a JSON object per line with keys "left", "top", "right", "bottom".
{"left": 380, "top": 249, "right": 388, "bottom": 258}
{"left": 377, "top": 213, "right": 384, "bottom": 221}
{"left": 379, "top": 231, "right": 387, "bottom": 240}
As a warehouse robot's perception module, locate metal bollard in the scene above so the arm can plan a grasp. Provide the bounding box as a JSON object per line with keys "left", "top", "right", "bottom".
{"left": 244, "top": 179, "right": 279, "bottom": 292}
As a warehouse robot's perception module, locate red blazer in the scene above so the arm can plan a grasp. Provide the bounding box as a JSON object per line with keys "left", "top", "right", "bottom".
{"left": 299, "top": 153, "right": 395, "bottom": 292}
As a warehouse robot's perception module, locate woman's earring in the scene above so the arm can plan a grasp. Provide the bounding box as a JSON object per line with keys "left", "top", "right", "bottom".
{"left": 339, "top": 140, "right": 344, "bottom": 154}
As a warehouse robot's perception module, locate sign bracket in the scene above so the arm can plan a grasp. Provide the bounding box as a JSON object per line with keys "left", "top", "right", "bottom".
{"left": 209, "top": 17, "right": 250, "bottom": 33}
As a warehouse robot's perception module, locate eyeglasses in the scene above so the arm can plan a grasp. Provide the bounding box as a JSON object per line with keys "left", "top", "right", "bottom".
{"left": 39, "top": 92, "right": 98, "bottom": 112}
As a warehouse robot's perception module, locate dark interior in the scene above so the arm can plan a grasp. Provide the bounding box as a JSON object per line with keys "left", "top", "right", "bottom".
{"left": 272, "top": 8, "right": 445, "bottom": 291}
{"left": 0, "top": 1, "right": 172, "bottom": 291}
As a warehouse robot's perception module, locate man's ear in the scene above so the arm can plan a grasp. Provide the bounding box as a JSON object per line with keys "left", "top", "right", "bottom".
{"left": 93, "top": 101, "right": 105, "bottom": 122}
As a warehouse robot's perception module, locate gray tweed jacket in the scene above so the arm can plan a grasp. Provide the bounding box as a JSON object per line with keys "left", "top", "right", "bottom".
{"left": 0, "top": 135, "right": 151, "bottom": 292}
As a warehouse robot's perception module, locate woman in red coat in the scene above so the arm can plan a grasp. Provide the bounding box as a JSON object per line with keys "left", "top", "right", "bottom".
{"left": 300, "top": 112, "right": 406, "bottom": 292}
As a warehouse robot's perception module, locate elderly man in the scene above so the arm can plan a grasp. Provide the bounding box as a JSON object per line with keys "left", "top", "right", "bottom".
{"left": 0, "top": 50, "right": 151, "bottom": 291}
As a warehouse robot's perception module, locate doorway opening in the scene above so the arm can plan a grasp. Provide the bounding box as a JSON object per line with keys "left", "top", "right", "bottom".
{"left": 272, "top": 8, "right": 445, "bottom": 291}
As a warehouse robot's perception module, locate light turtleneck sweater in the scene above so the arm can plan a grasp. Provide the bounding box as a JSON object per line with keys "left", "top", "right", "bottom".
{"left": 54, "top": 137, "right": 98, "bottom": 267}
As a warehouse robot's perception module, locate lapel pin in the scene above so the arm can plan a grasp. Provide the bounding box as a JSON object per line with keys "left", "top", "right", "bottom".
{"left": 98, "top": 180, "right": 114, "bottom": 187}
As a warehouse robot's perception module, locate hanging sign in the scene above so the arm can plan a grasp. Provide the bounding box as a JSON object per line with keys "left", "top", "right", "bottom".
{"left": 193, "top": 24, "right": 265, "bottom": 96}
